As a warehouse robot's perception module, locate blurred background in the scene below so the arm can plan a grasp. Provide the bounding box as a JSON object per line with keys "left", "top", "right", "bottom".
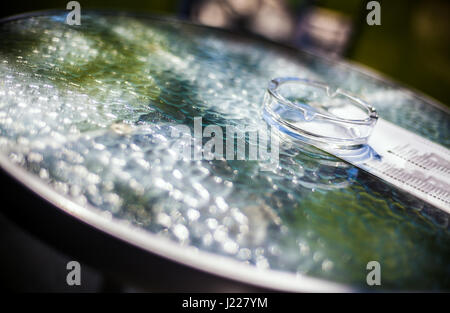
{"left": 1, "top": 0, "right": 449, "bottom": 105}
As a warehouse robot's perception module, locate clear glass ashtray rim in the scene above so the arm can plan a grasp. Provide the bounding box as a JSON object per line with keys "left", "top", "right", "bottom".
{"left": 267, "top": 77, "right": 379, "bottom": 126}
{"left": 263, "top": 77, "right": 379, "bottom": 149}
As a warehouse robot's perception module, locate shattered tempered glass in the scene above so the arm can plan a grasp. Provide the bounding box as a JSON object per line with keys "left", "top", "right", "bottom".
{"left": 0, "top": 13, "right": 449, "bottom": 290}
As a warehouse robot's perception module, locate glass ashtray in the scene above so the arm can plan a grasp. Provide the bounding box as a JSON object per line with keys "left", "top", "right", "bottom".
{"left": 263, "top": 77, "right": 378, "bottom": 149}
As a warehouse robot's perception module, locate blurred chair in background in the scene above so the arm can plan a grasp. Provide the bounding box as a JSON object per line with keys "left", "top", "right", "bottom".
{"left": 180, "top": 0, "right": 364, "bottom": 57}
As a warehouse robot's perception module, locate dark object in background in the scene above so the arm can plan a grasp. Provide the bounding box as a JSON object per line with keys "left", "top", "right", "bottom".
{"left": 185, "top": 0, "right": 356, "bottom": 57}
